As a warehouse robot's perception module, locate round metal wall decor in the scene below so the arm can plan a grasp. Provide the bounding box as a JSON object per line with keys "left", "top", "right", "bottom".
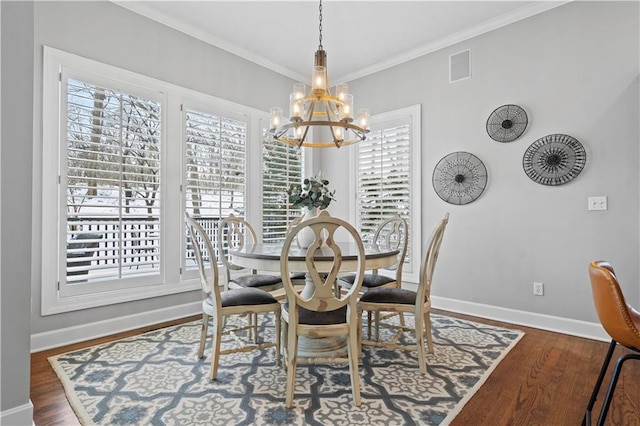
{"left": 486, "top": 104, "right": 528, "bottom": 142}
{"left": 432, "top": 151, "right": 488, "bottom": 205}
{"left": 522, "top": 134, "right": 586, "bottom": 186}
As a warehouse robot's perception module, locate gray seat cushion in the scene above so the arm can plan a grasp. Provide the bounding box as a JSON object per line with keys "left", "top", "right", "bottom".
{"left": 231, "top": 274, "right": 282, "bottom": 288}
{"left": 359, "top": 287, "right": 416, "bottom": 305}
{"left": 290, "top": 272, "right": 307, "bottom": 280}
{"left": 340, "top": 273, "right": 396, "bottom": 288}
{"left": 283, "top": 303, "right": 348, "bottom": 325}
{"left": 206, "top": 288, "right": 278, "bottom": 308}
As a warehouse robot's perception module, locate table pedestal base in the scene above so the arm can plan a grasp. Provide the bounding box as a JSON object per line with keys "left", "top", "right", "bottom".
{"left": 297, "top": 335, "right": 348, "bottom": 360}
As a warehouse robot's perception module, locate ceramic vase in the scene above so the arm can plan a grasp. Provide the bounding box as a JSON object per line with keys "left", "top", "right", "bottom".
{"left": 297, "top": 207, "right": 320, "bottom": 248}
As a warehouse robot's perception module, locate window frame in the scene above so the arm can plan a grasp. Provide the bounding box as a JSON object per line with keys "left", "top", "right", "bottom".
{"left": 41, "top": 47, "right": 269, "bottom": 315}
{"left": 349, "top": 104, "right": 422, "bottom": 283}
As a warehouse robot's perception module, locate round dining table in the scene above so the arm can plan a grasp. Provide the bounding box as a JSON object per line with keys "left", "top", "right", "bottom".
{"left": 230, "top": 241, "right": 399, "bottom": 359}
{"left": 230, "top": 242, "right": 398, "bottom": 295}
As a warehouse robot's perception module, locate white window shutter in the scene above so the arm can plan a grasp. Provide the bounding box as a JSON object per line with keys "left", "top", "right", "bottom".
{"left": 64, "top": 78, "right": 161, "bottom": 289}
{"left": 262, "top": 135, "right": 304, "bottom": 242}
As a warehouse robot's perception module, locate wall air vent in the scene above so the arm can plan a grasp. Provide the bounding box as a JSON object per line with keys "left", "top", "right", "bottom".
{"left": 449, "top": 49, "right": 471, "bottom": 83}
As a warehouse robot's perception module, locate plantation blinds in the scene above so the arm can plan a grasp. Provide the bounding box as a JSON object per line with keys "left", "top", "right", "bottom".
{"left": 262, "top": 135, "right": 304, "bottom": 242}
{"left": 356, "top": 118, "right": 412, "bottom": 258}
{"left": 184, "top": 107, "right": 247, "bottom": 264}
{"left": 64, "top": 79, "right": 162, "bottom": 286}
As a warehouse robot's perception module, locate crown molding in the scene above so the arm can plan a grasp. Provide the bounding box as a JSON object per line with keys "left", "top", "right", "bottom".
{"left": 336, "top": 1, "right": 571, "bottom": 82}
{"left": 112, "top": 1, "right": 571, "bottom": 84}
{"left": 111, "top": 1, "right": 307, "bottom": 83}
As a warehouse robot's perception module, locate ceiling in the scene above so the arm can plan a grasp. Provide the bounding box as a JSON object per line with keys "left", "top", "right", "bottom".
{"left": 114, "top": 1, "right": 568, "bottom": 83}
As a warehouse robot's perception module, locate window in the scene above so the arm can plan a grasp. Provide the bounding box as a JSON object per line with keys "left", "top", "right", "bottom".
{"left": 351, "top": 105, "right": 421, "bottom": 283}
{"left": 262, "top": 133, "right": 304, "bottom": 242}
{"left": 184, "top": 106, "right": 247, "bottom": 267}
{"left": 42, "top": 47, "right": 268, "bottom": 314}
{"left": 64, "top": 78, "right": 162, "bottom": 288}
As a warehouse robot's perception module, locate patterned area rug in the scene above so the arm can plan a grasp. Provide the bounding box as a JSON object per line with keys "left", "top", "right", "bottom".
{"left": 50, "top": 314, "right": 523, "bottom": 425}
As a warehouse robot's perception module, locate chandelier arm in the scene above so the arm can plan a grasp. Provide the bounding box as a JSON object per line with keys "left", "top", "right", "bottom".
{"left": 298, "top": 124, "right": 310, "bottom": 148}
{"left": 275, "top": 136, "right": 363, "bottom": 149}
{"left": 324, "top": 98, "right": 341, "bottom": 123}
{"left": 297, "top": 101, "right": 317, "bottom": 145}
{"left": 274, "top": 121, "right": 369, "bottom": 133}
{"left": 320, "top": 99, "right": 343, "bottom": 147}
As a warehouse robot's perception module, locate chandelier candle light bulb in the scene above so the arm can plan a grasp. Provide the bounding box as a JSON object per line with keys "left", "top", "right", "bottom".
{"left": 312, "top": 66, "right": 327, "bottom": 93}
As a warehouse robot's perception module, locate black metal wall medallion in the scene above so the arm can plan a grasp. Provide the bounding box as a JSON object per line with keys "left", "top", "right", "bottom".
{"left": 432, "top": 151, "right": 488, "bottom": 205}
{"left": 486, "top": 104, "right": 528, "bottom": 142}
{"left": 522, "top": 134, "right": 586, "bottom": 186}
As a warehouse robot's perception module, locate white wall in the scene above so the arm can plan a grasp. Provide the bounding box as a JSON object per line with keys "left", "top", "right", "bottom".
{"left": 1, "top": 2, "right": 34, "bottom": 424}
{"left": 328, "top": 1, "right": 640, "bottom": 326}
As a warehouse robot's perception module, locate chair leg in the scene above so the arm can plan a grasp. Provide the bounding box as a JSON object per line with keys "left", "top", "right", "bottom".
{"left": 399, "top": 312, "right": 406, "bottom": 328}
{"left": 596, "top": 351, "right": 640, "bottom": 426}
{"left": 425, "top": 312, "right": 434, "bottom": 354}
{"left": 274, "top": 309, "right": 281, "bottom": 366}
{"left": 583, "top": 339, "right": 616, "bottom": 426}
{"left": 253, "top": 312, "right": 258, "bottom": 344}
{"left": 209, "top": 317, "right": 223, "bottom": 380}
{"left": 367, "top": 310, "right": 373, "bottom": 340}
{"left": 347, "top": 327, "right": 362, "bottom": 406}
{"left": 285, "top": 327, "right": 298, "bottom": 408}
{"left": 375, "top": 311, "right": 381, "bottom": 342}
{"left": 415, "top": 313, "right": 427, "bottom": 375}
{"left": 198, "top": 313, "right": 209, "bottom": 359}
{"left": 357, "top": 308, "right": 363, "bottom": 358}
{"left": 282, "top": 319, "right": 288, "bottom": 371}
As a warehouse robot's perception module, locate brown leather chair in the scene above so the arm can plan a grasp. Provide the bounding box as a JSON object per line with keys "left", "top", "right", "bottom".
{"left": 584, "top": 261, "right": 640, "bottom": 426}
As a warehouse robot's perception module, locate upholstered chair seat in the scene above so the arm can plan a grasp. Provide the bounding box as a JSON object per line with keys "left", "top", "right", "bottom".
{"left": 283, "top": 303, "right": 348, "bottom": 325}
{"left": 339, "top": 273, "right": 395, "bottom": 289}
{"left": 231, "top": 274, "right": 282, "bottom": 289}
{"left": 207, "top": 288, "right": 279, "bottom": 309}
{"left": 359, "top": 287, "right": 416, "bottom": 305}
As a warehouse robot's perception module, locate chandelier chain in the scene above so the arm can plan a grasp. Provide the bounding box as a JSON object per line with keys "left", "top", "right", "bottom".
{"left": 318, "top": 0, "right": 323, "bottom": 50}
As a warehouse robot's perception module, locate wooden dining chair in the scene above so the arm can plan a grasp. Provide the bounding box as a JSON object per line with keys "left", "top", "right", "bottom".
{"left": 337, "top": 215, "right": 408, "bottom": 335}
{"left": 357, "top": 213, "right": 449, "bottom": 374}
{"left": 280, "top": 210, "right": 366, "bottom": 407}
{"left": 185, "top": 213, "right": 281, "bottom": 380}
{"left": 218, "top": 214, "right": 283, "bottom": 292}
{"left": 583, "top": 260, "right": 640, "bottom": 426}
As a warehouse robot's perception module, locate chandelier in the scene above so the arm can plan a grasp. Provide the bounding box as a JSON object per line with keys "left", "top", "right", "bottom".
{"left": 268, "top": 0, "right": 370, "bottom": 148}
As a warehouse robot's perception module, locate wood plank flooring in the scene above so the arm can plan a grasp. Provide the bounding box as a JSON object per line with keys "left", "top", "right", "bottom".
{"left": 30, "top": 310, "right": 640, "bottom": 425}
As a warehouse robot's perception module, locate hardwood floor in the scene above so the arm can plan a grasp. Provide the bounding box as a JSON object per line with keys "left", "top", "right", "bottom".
{"left": 31, "top": 310, "right": 639, "bottom": 425}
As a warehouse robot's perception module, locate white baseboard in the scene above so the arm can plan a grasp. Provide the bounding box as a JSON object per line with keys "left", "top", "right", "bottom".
{"left": 30, "top": 294, "right": 609, "bottom": 353}
{"left": 31, "top": 301, "right": 201, "bottom": 352}
{"left": 0, "top": 400, "right": 33, "bottom": 426}
{"left": 432, "top": 295, "right": 610, "bottom": 342}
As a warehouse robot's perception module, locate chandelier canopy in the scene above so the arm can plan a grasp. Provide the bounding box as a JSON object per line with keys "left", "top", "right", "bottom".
{"left": 269, "top": 0, "right": 370, "bottom": 148}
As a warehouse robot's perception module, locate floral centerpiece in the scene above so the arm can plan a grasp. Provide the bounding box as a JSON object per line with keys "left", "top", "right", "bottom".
{"left": 286, "top": 174, "right": 336, "bottom": 211}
